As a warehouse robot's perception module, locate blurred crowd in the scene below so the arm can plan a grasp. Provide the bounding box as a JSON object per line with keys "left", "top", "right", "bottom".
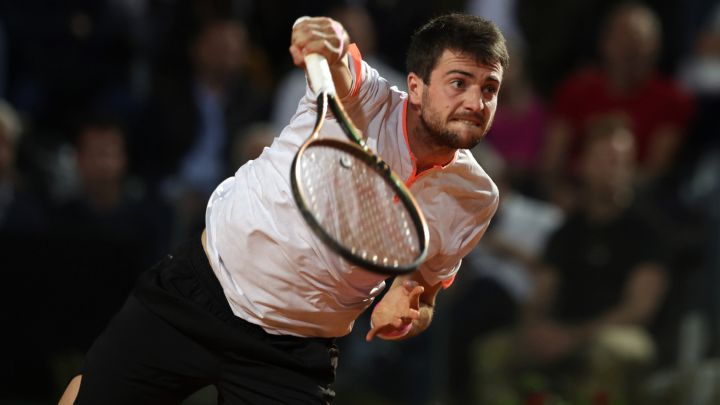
{"left": 0, "top": 0, "right": 719, "bottom": 404}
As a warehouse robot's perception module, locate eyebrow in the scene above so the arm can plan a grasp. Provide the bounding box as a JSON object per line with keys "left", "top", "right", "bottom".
{"left": 445, "top": 69, "right": 501, "bottom": 84}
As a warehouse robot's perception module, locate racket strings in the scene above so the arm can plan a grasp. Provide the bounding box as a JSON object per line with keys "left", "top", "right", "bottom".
{"left": 299, "top": 144, "right": 421, "bottom": 267}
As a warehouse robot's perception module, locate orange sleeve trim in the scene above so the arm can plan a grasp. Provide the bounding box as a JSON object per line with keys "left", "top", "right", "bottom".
{"left": 441, "top": 275, "right": 456, "bottom": 289}
{"left": 347, "top": 44, "right": 363, "bottom": 98}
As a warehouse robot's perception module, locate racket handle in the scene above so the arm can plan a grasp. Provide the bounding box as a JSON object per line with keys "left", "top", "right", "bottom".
{"left": 305, "top": 54, "right": 337, "bottom": 96}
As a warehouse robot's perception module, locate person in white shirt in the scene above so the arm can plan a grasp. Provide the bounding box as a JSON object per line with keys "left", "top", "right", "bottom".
{"left": 60, "top": 13, "right": 508, "bottom": 404}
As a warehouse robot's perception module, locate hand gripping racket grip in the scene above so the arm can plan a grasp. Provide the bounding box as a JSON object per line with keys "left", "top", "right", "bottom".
{"left": 305, "top": 54, "right": 336, "bottom": 97}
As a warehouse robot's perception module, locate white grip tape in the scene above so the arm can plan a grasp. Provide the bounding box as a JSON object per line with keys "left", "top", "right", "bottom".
{"left": 305, "top": 54, "right": 336, "bottom": 96}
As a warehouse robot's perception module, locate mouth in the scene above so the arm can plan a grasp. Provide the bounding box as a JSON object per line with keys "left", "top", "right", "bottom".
{"left": 450, "top": 117, "right": 483, "bottom": 128}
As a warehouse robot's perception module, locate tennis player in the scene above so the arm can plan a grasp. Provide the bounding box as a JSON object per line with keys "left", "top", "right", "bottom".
{"left": 60, "top": 13, "right": 507, "bottom": 404}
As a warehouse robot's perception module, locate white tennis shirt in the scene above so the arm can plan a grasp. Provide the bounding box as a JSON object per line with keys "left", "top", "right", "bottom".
{"left": 205, "top": 47, "right": 499, "bottom": 337}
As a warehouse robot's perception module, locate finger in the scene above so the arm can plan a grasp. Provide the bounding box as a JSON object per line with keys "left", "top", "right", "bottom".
{"left": 407, "top": 286, "right": 424, "bottom": 310}
{"left": 288, "top": 45, "right": 305, "bottom": 67}
{"left": 292, "top": 20, "right": 332, "bottom": 47}
{"left": 293, "top": 16, "right": 311, "bottom": 28}
{"left": 402, "top": 308, "right": 420, "bottom": 321}
{"left": 408, "top": 285, "right": 424, "bottom": 297}
{"left": 299, "top": 36, "right": 343, "bottom": 59}
{"left": 291, "top": 19, "right": 345, "bottom": 63}
{"left": 366, "top": 326, "right": 379, "bottom": 342}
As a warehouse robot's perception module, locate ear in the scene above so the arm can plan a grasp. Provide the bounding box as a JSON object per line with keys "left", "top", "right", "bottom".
{"left": 407, "top": 72, "right": 424, "bottom": 106}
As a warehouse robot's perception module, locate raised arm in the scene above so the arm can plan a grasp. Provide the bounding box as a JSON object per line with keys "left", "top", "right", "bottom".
{"left": 289, "top": 16, "right": 353, "bottom": 99}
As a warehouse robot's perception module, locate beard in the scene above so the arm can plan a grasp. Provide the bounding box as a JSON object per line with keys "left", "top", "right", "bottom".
{"left": 418, "top": 94, "right": 492, "bottom": 151}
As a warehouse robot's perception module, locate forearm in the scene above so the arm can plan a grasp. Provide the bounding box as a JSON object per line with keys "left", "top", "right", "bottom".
{"left": 581, "top": 265, "right": 667, "bottom": 337}
{"left": 329, "top": 54, "right": 352, "bottom": 99}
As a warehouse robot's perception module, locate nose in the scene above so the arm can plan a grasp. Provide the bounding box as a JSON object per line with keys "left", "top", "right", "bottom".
{"left": 462, "top": 86, "right": 484, "bottom": 112}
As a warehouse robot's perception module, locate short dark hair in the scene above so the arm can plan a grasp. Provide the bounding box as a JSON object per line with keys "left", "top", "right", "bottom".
{"left": 406, "top": 14, "right": 509, "bottom": 83}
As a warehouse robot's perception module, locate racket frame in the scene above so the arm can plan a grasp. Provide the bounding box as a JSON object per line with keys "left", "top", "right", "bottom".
{"left": 290, "top": 83, "right": 429, "bottom": 275}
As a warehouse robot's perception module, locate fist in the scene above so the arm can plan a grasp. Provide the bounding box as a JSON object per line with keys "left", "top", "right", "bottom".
{"left": 289, "top": 16, "right": 350, "bottom": 68}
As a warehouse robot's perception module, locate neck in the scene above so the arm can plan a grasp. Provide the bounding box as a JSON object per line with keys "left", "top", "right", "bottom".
{"left": 405, "top": 103, "right": 455, "bottom": 172}
{"left": 607, "top": 66, "right": 651, "bottom": 94}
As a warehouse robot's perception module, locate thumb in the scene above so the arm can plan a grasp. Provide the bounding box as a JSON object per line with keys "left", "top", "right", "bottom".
{"left": 289, "top": 45, "right": 305, "bottom": 67}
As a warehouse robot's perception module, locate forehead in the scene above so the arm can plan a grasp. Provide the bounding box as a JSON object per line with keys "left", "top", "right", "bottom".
{"left": 432, "top": 49, "right": 504, "bottom": 79}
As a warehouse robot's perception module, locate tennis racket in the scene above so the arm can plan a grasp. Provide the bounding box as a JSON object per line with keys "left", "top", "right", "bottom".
{"left": 290, "top": 53, "right": 429, "bottom": 275}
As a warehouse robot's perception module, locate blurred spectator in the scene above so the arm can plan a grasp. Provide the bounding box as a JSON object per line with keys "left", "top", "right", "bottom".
{"left": 504, "top": 117, "right": 669, "bottom": 403}
{"left": 134, "top": 18, "right": 270, "bottom": 239}
{"left": 676, "top": 2, "right": 720, "bottom": 360}
{"left": 0, "top": 99, "right": 54, "bottom": 401}
{"left": 47, "top": 116, "right": 172, "bottom": 391}
{"left": 540, "top": 3, "right": 694, "bottom": 201}
{"left": 680, "top": 3, "right": 720, "bottom": 96}
{"left": 483, "top": 42, "right": 549, "bottom": 196}
{"left": 516, "top": 0, "right": 618, "bottom": 97}
{"left": 271, "top": 4, "right": 406, "bottom": 131}
{"left": 678, "top": 2, "right": 720, "bottom": 155}
{"left": 445, "top": 144, "right": 563, "bottom": 403}
{"left": 0, "top": 99, "right": 45, "bottom": 234}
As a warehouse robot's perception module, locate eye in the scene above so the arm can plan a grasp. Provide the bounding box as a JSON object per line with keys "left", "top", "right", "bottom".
{"left": 450, "top": 79, "right": 465, "bottom": 89}
{"left": 482, "top": 85, "right": 498, "bottom": 97}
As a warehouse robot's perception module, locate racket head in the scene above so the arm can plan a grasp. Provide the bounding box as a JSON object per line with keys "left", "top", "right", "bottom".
{"left": 291, "top": 138, "right": 428, "bottom": 275}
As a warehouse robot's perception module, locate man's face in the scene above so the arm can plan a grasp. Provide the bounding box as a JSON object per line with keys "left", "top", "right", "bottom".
{"left": 415, "top": 49, "right": 503, "bottom": 150}
{"left": 76, "top": 128, "right": 127, "bottom": 186}
{"left": 602, "top": 8, "right": 659, "bottom": 82}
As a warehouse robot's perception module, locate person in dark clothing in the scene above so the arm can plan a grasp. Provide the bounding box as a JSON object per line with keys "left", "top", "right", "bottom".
{"left": 521, "top": 116, "right": 669, "bottom": 402}
{"left": 49, "top": 117, "right": 172, "bottom": 389}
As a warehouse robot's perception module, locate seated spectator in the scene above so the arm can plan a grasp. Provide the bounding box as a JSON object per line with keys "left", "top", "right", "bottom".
{"left": 135, "top": 18, "right": 270, "bottom": 240}
{"left": 48, "top": 116, "right": 172, "bottom": 390}
{"left": 0, "top": 99, "right": 55, "bottom": 401}
{"left": 540, "top": 3, "right": 694, "bottom": 200}
{"left": 0, "top": 99, "right": 45, "bottom": 234}
{"left": 511, "top": 117, "right": 669, "bottom": 403}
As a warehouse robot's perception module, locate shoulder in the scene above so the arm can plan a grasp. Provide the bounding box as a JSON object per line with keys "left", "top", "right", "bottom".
{"left": 413, "top": 150, "right": 499, "bottom": 224}
{"left": 450, "top": 149, "right": 500, "bottom": 205}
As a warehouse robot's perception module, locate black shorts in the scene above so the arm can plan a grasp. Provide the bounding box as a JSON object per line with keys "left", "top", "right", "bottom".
{"left": 75, "top": 236, "right": 338, "bottom": 404}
